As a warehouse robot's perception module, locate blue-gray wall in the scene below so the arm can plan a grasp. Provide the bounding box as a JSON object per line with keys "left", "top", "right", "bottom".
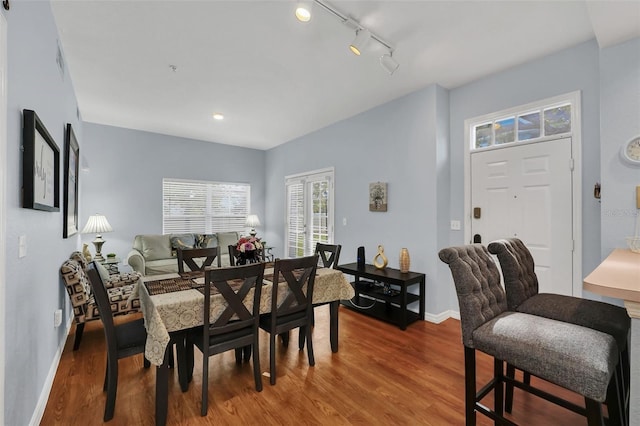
{"left": 4, "top": 2, "right": 82, "bottom": 425}
{"left": 80, "top": 123, "right": 266, "bottom": 262}
{"left": 264, "top": 84, "right": 452, "bottom": 318}
{"left": 3, "top": 1, "right": 639, "bottom": 423}
{"left": 599, "top": 37, "right": 640, "bottom": 256}
{"left": 449, "top": 39, "right": 603, "bottom": 280}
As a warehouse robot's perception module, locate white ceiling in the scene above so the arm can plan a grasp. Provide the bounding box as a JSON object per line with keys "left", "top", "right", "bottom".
{"left": 51, "top": 1, "right": 640, "bottom": 150}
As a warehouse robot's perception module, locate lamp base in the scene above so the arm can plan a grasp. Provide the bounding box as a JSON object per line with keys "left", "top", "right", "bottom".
{"left": 92, "top": 237, "right": 105, "bottom": 262}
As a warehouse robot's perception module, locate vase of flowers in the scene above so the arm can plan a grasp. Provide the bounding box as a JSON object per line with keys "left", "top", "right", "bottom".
{"left": 236, "top": 236, "right": 263, "bottom": 264}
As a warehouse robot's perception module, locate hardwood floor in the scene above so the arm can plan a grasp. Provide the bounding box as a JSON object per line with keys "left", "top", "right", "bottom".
{"left": 42, "top": 306, "right": 586, "bottom": 425}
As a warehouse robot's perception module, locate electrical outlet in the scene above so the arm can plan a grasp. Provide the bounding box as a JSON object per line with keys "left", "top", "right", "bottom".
{"left": 450, "top": 220, "right": 461, "bottom": 231}
{"left": 343, "top": 217, "right": 347, "bottom": 226}
{"left": 54, "top": 309, "right": 62, "bottom": 328}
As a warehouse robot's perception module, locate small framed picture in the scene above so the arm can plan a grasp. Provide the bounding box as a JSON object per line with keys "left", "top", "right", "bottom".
{"left": 22, "top": 109, "right": 60, "bottom": 212}
{"left": 63, "top": 123, "right": 79, "bottom": 237}
{"left": 369, "top": 182, "right": 387, "bottom": 212}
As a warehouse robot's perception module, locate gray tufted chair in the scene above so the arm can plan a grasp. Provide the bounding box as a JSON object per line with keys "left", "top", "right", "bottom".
{"left": 439, "top": 244, "right": 623, "bottom": 426}
{"left": 488, "top": 238, "right": 630, "bottom": 419}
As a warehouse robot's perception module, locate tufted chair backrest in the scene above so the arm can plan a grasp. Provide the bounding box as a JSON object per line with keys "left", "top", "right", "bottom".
{"left": 438, "top": 244, "right": 507, "bottom": 348}
{"left": 487, "top": 238, "right": 538, "bottom": 310}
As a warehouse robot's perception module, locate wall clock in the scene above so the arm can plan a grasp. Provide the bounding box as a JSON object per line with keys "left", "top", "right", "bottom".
{"left": 621, "top": 136, "right": 640, "bottom": 166}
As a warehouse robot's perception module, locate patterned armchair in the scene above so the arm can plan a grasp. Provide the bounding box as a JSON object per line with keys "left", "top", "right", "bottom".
{"left": 60, "top": 251, "right": 142, "bottom": 350}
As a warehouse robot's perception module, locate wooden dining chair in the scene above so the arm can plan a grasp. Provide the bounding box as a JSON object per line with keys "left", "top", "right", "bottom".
{"left": 259, "top": 255, "right": 319, "bottom": 385}
{"left": 315, "top": 243, "right": 342, "bottom": 268}
{"left": 85, "top": 261, "right": 150, "bottom": 422}
{"left": 227, "top": 244, "right": 239, "bottom": 266}
{"left": 177, "top": 247, "right": 220, "bottom": 274}
{"left": 186, "top": 263, "right": 265, "bottom": 416}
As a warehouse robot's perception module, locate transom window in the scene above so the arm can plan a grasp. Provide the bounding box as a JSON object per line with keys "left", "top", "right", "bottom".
{"left": 162, "top": 178, "right": 250, "bottom": 234}
{"left": 473, "top": 103, "right": 571, "bottom": 150}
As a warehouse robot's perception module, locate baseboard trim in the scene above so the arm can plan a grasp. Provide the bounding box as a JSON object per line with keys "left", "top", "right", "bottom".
{"left": 29, "top": 317, "right": 72, "bottom": 426}
{"left": 424, "top": 310, "right": 460, "bottom": 324}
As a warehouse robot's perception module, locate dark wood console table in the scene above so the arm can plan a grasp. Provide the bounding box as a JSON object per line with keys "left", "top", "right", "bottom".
{"left": 336, "top": 263, "right": 425, "bottom": 330}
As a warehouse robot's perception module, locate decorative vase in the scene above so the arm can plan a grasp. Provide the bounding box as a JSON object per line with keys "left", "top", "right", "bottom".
{"left": 373, "top": 244, "right": 388, "bottom": 270}
{"left": 399, "top": 248, "right": 410, "bottom": 273}
{"left": 82, "top": 244, "right": 92, "bottom": 262}
{"left": 238, "top": 250, "right": 258, "bottom": 265}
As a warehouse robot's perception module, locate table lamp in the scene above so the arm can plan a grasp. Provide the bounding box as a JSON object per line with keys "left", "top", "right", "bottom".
{"left": 81, "top": 214, "right": 113, "bottom": 262}
{"left": 245, "top": 214, "right": 261, "bottom": 236}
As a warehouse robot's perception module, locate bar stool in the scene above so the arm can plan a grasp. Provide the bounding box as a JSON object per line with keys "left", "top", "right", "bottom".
{"left": 439, "top": 244, "right": 623, "bottom": 426}
{"left": 488, "top": 238, "right": 630, "bottom": 422}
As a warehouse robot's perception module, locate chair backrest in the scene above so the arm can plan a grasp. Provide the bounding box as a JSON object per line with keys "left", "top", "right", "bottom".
{"left": 86, "top": 262, "right": 118, "bottom": 351}
{"left": 203, "top": 263, "right": 265, "bottom": 339}
{"left": 487, "top": 238, "right": 539, "bottom": 310}
{"left": 269, "top": 255, "right": 319, "bottom": 318}
{"left": 438, "top": 245, "right": 507, "bottom": 348}
{"left": 315, "top": 243, "right": 342, "bottom": 269}
{"left": 228, "top": 244, "right": 239, "bottom": 266}
{"left": 177, "top": 247, "right": 220, "bottom": 274}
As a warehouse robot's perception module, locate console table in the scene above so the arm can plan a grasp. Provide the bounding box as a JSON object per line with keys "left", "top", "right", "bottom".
{"left": 336, "top": 263, "right": 425, "bottom": 330}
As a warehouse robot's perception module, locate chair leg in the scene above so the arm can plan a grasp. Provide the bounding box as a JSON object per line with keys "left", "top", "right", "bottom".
{"left": 73, "top": 323, "right": 85, "bottom": 351}
{"left": 505, "top": 363, "right": 515, "bottom": 413}
{"left": 243, "top": 345, "right": 251, "bottom": 362}
{"left": 605, "top": 369, "right": 624, "bottom": 426}
{"left": 103, "top": 358, "right": 109, "bottom": 392}
{"left": 494, "top": 358, "right": 504, "bottom": 421}
{"left": 299, "top": 326, "right": 306, "bottom": 350}
{"left": 280, "top": 331, "right": 290, "bottom": 347}
{"left": 306, "top": 324, "right": 315, "bottom": 367}
{"left": 252, "top": 335, "right": 263, "bottom": 392}
{"left": 201, "top": 350, "right": 208, "bottom": 416}
{"left": 234, "top": 348, "right": 243, "bottom": 364}
{"left": 584, "top": 398, "right": 604, "bottom": 426}
{"left": 523, "top": 371, "right": 531, "bottom": 385}
{"left": 176, "top": 337, "right": 189, "bottom": 392}
{"left": 464, "top": 347, "right": 477, "bottom": 426}
{"left": 143, "top": 357, "right": 150, "bottom": 369}
{"left": 104, "top": 356, "right": 118, "bottom": 421}
{"left": 270, "top": 332, "right": 277, "bottom": 386}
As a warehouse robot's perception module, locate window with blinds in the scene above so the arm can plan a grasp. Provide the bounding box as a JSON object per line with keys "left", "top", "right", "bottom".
{"left": 285, "top": 168, "right": 334, "bottom": 258}
{"left": 163, "top": 178, "right": 250, "bottom": 234}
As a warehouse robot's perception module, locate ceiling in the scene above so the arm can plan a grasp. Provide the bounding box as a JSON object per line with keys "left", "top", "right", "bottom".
{"left": 51, "top": 1, "right": 640, "bottom": 151}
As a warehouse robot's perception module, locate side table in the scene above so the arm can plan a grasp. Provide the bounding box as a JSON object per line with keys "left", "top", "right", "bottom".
{"left": 100, "top": 257, "right": 121, "bottom": 275}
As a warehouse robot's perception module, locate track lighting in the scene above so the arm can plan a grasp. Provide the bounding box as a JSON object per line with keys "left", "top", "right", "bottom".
{"left": 295, "top": 0, "right": 313, "bottom": 22}
{"left": 349, "top": 28, "right": 371, "bottom": 56}
{"left": 380, "top": 52, "right": 399, "bottom": 75}
{"left": 295, "top": 0, "right": 400, "bottom": 74}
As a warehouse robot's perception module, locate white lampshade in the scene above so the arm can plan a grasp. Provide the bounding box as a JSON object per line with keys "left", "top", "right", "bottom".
{"left": 81, "top": 214, "right": 113, "bottom": 235}
{"left": 245, "top": 214, "right": 261, "bottom": 228}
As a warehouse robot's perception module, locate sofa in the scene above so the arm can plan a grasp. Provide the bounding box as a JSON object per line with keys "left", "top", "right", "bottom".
{"left": 60, "top": 251, "right": 142, "bottom": 350}
{"left": 126, "top": 232, "right": 240, "bottom": 276}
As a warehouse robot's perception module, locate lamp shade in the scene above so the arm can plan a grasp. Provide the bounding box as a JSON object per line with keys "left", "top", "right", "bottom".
{"left": 245, "top": 214, "right": 261, "bottom": 228}
{"left": 81, "top": 214, "right": 113, "bottom": 234}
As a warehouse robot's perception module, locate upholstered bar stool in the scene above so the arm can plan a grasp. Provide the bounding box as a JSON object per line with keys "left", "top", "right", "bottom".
{"left": 439, "top": 244, "right": 623, "bottom": 426}
{"left": 488, "top": 238, "right": 630, "bottom": 420}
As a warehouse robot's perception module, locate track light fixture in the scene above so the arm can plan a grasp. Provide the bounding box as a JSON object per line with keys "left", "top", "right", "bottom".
{"left": 295, "top": 0, "right": 313, "bottom": 22}
{"left": 380, "top": 51, "right": 399, "bottom": 75}
{"left": 294, "top": 0, "right": 399, "bottom": 74}
{"left": 349, "top": 28, "right": 371, "bottom": 56}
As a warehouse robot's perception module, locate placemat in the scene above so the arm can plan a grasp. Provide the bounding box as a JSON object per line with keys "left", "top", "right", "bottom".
{"left": 145, "top": 278, "right": 195, "bottom": 295}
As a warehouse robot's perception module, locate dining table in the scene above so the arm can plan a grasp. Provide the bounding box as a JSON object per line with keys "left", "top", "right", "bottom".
{"left": 131, "top": 264, "right": 355, "bottom": 425}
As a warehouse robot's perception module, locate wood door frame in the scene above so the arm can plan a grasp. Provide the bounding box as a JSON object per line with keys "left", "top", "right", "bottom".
{"left": 0, "top": 11, "right": 7, "bottom": 422}
{"left": 463, "top": 91, "right": 583, "bottom": 296}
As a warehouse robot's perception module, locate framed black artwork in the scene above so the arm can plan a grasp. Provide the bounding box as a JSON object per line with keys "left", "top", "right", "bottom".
{"left": 22, "top": 109, "right": 60, "bottom": 212}
{"left": 63, "top": 123, "right": 79, "bottom": 237}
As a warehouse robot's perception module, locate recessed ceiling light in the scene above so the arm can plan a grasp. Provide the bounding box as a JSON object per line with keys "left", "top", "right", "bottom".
{"left": 212, "top": 113, "right": 224, "bottom": 120}
{"left": 295, "top": 1, "right": 313, "bottom": 22}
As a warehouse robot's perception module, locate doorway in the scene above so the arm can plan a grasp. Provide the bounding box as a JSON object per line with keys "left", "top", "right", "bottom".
{"left": 464, "top": 91, "right": 583, "bottom": 297}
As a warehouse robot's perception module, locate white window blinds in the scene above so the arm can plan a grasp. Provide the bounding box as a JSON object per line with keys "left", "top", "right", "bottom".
{"left": 163, "top": 178, "right": 250, "bottom": 234}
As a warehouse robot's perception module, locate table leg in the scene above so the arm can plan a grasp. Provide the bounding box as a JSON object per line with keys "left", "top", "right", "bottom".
{"left": 155, "top": 347, "right": 170, "bottom": 426}
{"left": 329, "top": 300, "right": 339, "bottom": 353}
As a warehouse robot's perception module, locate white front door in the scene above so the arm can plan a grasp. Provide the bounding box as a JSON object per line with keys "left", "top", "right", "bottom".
{"left": 471, "top": 137, "right": 574, "bottom": 295}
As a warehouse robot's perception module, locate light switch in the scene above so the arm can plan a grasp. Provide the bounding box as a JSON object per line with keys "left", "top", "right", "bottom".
{"left": 343, "top": 217, "right": 347, "bottom": 226}
{"left": 19, "top": 235, "right": 27, "bottom": 258}
{"left": 450, "top": 220, "right": 461, "bottom": 231}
